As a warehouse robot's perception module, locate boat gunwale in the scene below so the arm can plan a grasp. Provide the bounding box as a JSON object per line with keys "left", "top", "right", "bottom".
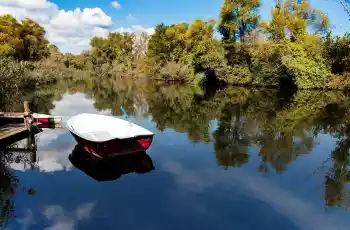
{"left": 66, "top": 114, "right": 154, "bottom": 143}
{"left": 66, "top": 125, "right": 154, "bottom": 143}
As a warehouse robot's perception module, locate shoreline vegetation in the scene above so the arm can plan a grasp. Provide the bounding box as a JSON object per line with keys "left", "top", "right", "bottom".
{"left": 0, "top": 0, "right": 350, "bottom": 99}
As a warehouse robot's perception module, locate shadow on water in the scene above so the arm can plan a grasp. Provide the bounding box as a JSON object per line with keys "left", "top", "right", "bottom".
{"left": 69, "top": 145, "right": 155, "bottom": 182}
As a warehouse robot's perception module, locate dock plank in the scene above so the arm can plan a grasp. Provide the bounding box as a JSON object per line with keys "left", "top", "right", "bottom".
{"left": 0, "top": 112, "right": 25, "bottom": 117}
{"left": 0, "top": 124, "right": 28, "bottom": 140}
{"left": 0, "top": 123, "right": 42, "bottom": 143}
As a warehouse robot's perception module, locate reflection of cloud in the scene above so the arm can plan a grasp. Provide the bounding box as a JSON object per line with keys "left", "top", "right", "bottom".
{"left": 9, "top": 129, "right": 74, "bottom": 172}
{"left": 76, "top": 203, "right": 95, "bottom": 221}
{"left": 50, "top": 93, "right": 111, "bottom": 119}
{"left": 43, "top": 203, "right": 95, "bottom": 230}
{"left": 16, "top": 209, "right": 35, "bottom": 230}
{"left": 162, "top": 161, "right": 350, "bottom": 230}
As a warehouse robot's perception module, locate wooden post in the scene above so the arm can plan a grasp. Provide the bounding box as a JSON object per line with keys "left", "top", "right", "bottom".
{"left": 27, "top": 133, "right": 37, "bottom": 170}
{"left": 27, "top": 133, "right": 36, "bottom": 151}
{"left": 23, "top": 101, "right": 33, "bottom": 131}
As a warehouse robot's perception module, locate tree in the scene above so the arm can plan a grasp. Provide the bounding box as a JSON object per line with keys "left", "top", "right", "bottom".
{"left": 144, "top": 20, "right": 229, "bottom": 82}
{"left": 324, "top": 33, "right": 350, "bottom": 74}
{"left": 90, "top": 32, "right": 134, "bottom": 66}
{"left": 218, "top": 0, "right": 261, "bottom": 43}
{"left": 262, "top": 0, "right": 329, "bottom": 42}
{"left": 0, "top": 14, "right": 49, "bottom": 61}
{"left": 0, "top": 14, "right": 22, "bottom": 58}
{"left": 19, "top": 18, "right": 49, "bottom": 60}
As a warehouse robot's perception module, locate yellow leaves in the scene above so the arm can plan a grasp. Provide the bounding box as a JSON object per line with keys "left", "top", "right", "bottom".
{"left": 0, "top": 44, "right": 15, "bottom": 56}
{"left": 263, "top": 0, "right": 328, "bottom": 42}
{"left": 251, "top": 0, "right": 260, "bottom": 5}
{"left": 0, "top": 14, "right": 49, "bottom": 60}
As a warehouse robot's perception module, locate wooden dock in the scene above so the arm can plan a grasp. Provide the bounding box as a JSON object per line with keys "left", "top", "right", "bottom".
{"left": 0, "top": 123, "right": 41, "bottom": 145}
{"left": 0, "top": 101, "right": 42, "bottom": 145}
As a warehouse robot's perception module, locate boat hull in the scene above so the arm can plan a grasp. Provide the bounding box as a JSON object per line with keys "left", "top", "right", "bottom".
{"left": 70, "top": 132, "right": 154, "bottom": 158}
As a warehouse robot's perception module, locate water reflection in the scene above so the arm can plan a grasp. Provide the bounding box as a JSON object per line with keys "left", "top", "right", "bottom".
{"left": 0, "top": 147, "right": 36, "bottom": 228}
{"left": 69, "top": 145, "right": 154, "bottom": 181}
{"left": 1, "top": 77, "right": 350, "bottom": 229}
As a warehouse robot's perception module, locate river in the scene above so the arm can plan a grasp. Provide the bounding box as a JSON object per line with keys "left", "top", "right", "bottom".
{"left": 1, "top": 79, "right": 350, "bottom": 230}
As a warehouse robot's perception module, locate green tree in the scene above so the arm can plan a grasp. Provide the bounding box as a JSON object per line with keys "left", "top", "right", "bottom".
{"left": 19, "top": 18, "right": 49, "bottom": 60}
{"left": 262, "top": 0, "right": 329, "bottom": 42}
{"left": 0, "top": 14, "right": 49, "bottom": 61}
{"left": 324, "top": 33, "right": 350, "bottom": 74}
{"left": 90, "top": 32, "right": 134, "bottom": 66}
{"left": 218, "top": 0, "right": 261, "bottom": 43}
{"left": 144, "top": 20, "right": 229, "bottom": 83}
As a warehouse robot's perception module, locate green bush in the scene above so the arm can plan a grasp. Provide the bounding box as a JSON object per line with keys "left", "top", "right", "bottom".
{"left": 157, "top": 61, "right": 194, "bottom": 82}
{"left": 324, "top": 33, "right": 350, "bottom": 74}
{"left": 327, "top": 73, "right": 350, "bottom": 90}
{"left": 250, "top": 41, "right": 283, "bottom": 86}
{"left": 282, "top": 55, "right": 330, "bottom": 89}
{"left": 0, "top": 58, "right": 32, "bottom": 94}
{"left": 281, "top": 42, "right": 330, "bottom": 89}
{"left": 226, "top": 66, "right": 252, "bottom": 85}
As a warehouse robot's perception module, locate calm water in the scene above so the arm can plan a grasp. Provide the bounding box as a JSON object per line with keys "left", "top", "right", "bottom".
{"left": 1, "top": 80, "right": 350, "bottom": 230}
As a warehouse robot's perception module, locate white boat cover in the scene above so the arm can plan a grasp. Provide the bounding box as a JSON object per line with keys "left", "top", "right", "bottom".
{"left": 66, "top": 113, "right": 154, "bottom": 142}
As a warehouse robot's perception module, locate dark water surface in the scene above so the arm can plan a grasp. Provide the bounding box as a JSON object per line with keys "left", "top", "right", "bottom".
{"left": 1, "top": 80, "right": 350, "bottom": 230}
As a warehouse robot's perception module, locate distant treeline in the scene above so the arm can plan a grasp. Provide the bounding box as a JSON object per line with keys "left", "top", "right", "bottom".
{"left": 0, "top": 0, "right": 350, "bottom": 90}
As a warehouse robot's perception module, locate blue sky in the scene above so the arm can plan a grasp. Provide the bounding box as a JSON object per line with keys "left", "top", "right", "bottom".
{"left": 51, "top": 0, "right": 349, "bottom": 35}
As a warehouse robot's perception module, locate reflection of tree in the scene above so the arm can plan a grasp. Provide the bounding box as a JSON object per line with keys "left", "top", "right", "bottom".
{"left": 0, "top": 86, "right": 60, "bottom": 114}
{"left": 148, "top": 84, "right": 221, "bottom": 143}
{"left": 0, "top": 149, "right": 19, "bottom": 227}
{"left": 0, "top": 146, "right": 37, "bottom": 227}
{"left": 324, "top": 132, "right": 350, "bottom": 208}
{"left": 255, "top": 130, "right": 314, "bottom": 173}
{"left": 213, "top": 103, "right": 250, "bottom": 167}
{"left": 89, "top": 77, "right": 149, "bottom": 117}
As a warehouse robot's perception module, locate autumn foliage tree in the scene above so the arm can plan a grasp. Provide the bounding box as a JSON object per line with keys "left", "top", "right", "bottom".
{"left": 0, "top": 14, "right": 49, "bottom": 61}
{"left": 261, "top": 0, "right": 329, "bottom": 42}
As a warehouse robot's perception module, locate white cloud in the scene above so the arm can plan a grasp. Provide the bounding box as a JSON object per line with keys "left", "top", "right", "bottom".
{"left": 92, "top": 27, "right": 109, "bottom": 38}
{"left": 111, "top": 1, "right": 121, "bottom": 9}
{"left": 50, "top": 8, "right": 112, "bottom": 29}
{"left": 114, "top": 25, "right": 155, "bottom": 37}
{"left": 0, "top": 1, "right": 58, "bottom": 24}
{"left": 0, "top": 0, "right": 56, "bottom": 10}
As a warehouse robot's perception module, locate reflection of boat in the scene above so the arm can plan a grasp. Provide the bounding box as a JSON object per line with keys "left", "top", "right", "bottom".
{"left": 0, "top": 113, "right": 62, "bottom": 125}
{"left": 69, "top": 144, "right": 155, "bottom": 181}
{"left": 66, "top": 113, "right": 154, "bottom": 158}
